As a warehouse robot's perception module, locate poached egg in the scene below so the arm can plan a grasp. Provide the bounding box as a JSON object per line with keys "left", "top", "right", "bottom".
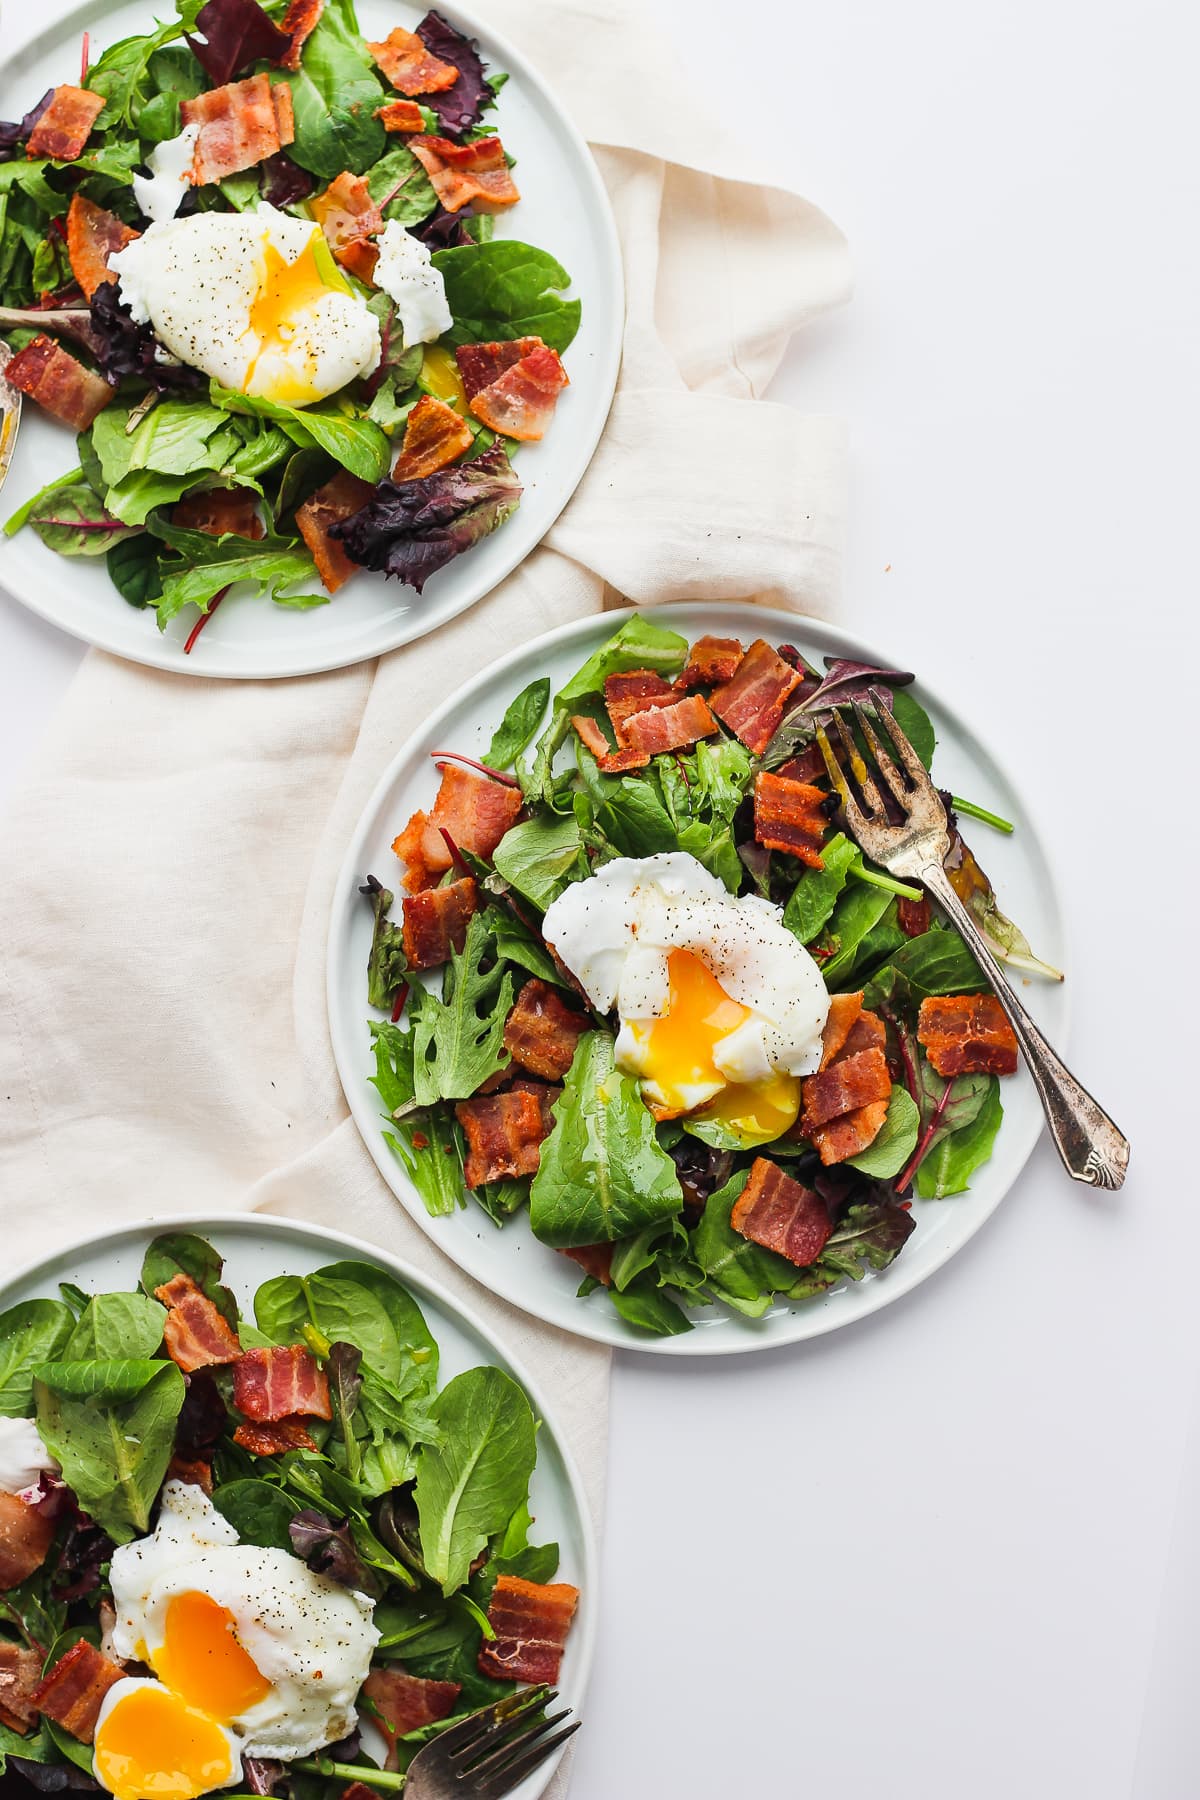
{"left": 541, "top": 852, "right": 831, "bottom": 1145}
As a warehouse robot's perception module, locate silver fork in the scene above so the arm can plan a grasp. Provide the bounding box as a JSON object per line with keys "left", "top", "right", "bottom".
{"left": 404, "top": 1685, "right": 581, "bottom": 1799}
{"left": 816, "top": 691, "right": 1130, "bottom": 1190}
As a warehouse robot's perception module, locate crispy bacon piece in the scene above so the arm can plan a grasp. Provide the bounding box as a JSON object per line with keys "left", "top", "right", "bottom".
{"left": 233, "top": 1344, "right": 331, "bottom": 1422}
{"left": 619, "top": 694, "right": 717, "bottom": 756}
{"left": 154, "top": 1272, "right": 242, "bottom": 1371}
{"left": 165, "top": 1454, "right": 214, "bottom": 1494}
{"left": 65, "top": 195, "right": 138, "bottom": 300}
{"left": 455, "top": 338, "right": 544, "bottom": 400}
{"left": 674, "top": 635, "right": 744, "bottom": 691}
{"left": 402, "top": 876, "right": 478, "bottom": 969}
{"left": 0, "top": 1492, "right": 55, "bottom": 1591}
{"left": 363, "top": 1667, "right": 461, "bottom": 1770}
{"left": 338, "top": 237, "right": 379, "bottom": 285}
{"left": 368, "top": 26, "right": 460, "bottom": 93}
{"left": 897, "top": 895, "right": 931, "bottom": 938}
{"left": 310, "top": 170, "right": 382, "bottom": 257}
{"left": 409, "top": 134, "right": 520, "bottom": 214}
{"left": 393, "top": 394, "right": 473, "bottom": 481}
{"left": 508, "top": 1075, "right": 561, "bottom": 1135}
{"left": 468, "top": 343, "right": 567, "bottom": 441}
{"left": 233, "top": 1417, "right": 318, "bottom": 1455}
{"left": 455, "top": 1089, "right": 552, "bottom": 1187}
{"left": 172, "top": 487, "right": 263, "bottom": 540}
{"left": 477, "top": 1575, "right": 580, "bottom": 1684}
{"left": 597, "top": 747, "right": 650, "bottom": 772}
{"left": 0, "top": 1641, "right": 42, "bottom": 1733}
{"left": 819, "top": 992, "right": 864, "bottom": 1069}
{"left": 341, "top": 1785, "right": 381, "bottom": 1800}
{"left": 392, "top": 766, "right": 522, "bottom": 893}
{"left": 917, "top": 994, "right": 1018, "bottom": 1077}
{"left": 777, "top": 743, "right": 827, "bottom": 785}
{"left": 603, "top": 671, "right": 674, "bottom": 738}
{"left": 559, "top": 1243, "right": 613, "bottom": 1286}
{"left": 504, "top": 978, "right": 588, "bottom": 1081}
{"left": 25, "top": 85, "right": 104, "bottom": 161}
{"left": 570, "top": 714, "right": 610, "bottom": 759}
{"left": 375, "top": 98, "right": 425, "bottom": 132}
{"left": 181, "top": 75, "right": 294, "bottom": 185}
{"left": 730, "top": 1158, "right": 833, "bottom": 1268}
{"left": 843, "top": 1010, "right": 886, "bottom": 1058}
{"left": 801, "top": 1047, "right": 891, "bottom": 1133}
{"left": 295, "top": 470, "right": 374, "bottom": 594}
{"left": 710, "top": 638, "right": 803, "bottom": 755}
{"left": 754, "top": 770, "right": 827, "bottom": 868}
{"left": 31, "top": 1640, "right": 123, "bottom": 1743}
{"left": 279, "top": 0, "right": 323, "bottom": 69}
{"left": 5, "top": 335, "right": 112, "bottom": 431}
{"left": 811, "top": 1100, "right": 891, "bottom": 1164}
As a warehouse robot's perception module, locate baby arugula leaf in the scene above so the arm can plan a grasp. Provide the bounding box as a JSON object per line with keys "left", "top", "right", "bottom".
{"left": 34, "top": 1359, "right": 184, "bottom": 1543}
{"left": 0, "top": 1300, "right": 75, "bottom": 1416}
{"left": 414, "top": 1366, "right": 537, "bottom": 1595}
{"left": 530, "top": 1032, "right": 685, "bottom": 1247}
{"left": 409, "top": 913, "right": 514, "bottom": 1104}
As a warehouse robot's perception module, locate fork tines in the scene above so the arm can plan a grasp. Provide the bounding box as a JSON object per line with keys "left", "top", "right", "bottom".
{"left": 816, "top": 686, "right": 929, "bottom": 826}
{"left": 443, "top": 1684, "right": 581, "bottom": 1796}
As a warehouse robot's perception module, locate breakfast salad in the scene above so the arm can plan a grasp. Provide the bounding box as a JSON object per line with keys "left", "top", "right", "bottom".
{"left": 0, "top": 0, "right": 579, "bottom": 643}
{"left": 0, "top": 1238, "right": 579, "bottom": 1795}
{"left": 361, "top": 617, "right": 1063, "bottom": 1337}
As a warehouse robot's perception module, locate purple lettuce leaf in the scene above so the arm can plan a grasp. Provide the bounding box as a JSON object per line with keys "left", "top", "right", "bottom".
{"left": 174, "top": 1368, "right": 229, "bottom": 1458}
{"left": 408, "top": 204, "right": 477, "bottom": 249}
{"left": 331, "top": 441, "right": 522, "bottom": 593}
{"left": 88, "top": 283, "right": 203, "bottom": 394}
{"left": 289, "top": 1508, "right": 382, "bottom": 1596}
{"left": 240, "top": 1761, "right": 289, "bottom": 1797}
{"left": 0, "top": 91, "right": 53, "bottom": 162}
{"left": 260, "top": 151, "right": 315, "bottom": 208}
{"left": 416, "top": 9, "right": 490, "bottom": 135}
{"left": 7, "top": 1762, "right": 101, "bottom": 1792}
{"left": 184, "top": 0, "right": 291, "bottom": 86}
{"left": 802, "top": 657, "right": 915, "bottom": 716}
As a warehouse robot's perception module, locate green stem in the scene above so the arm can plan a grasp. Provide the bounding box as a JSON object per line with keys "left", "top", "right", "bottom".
{"left": 848, "top": 863, "right": 923, "bottom": 901}
{"left": 951, "top": 795, "right": 1014, "bottom": 834}
{"left": 295, "top": 1760, "right": 406, "bottom": 1790}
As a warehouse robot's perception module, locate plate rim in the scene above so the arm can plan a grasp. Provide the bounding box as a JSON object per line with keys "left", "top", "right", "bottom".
{"left": 327, "top": 600, "right": 1072, "bottom": 1356}
{"left": 0, "top": 1209, "right": 598, "bottom": 1800}
{"left": 0, "top": 0, "right": 624, "bottom": 679}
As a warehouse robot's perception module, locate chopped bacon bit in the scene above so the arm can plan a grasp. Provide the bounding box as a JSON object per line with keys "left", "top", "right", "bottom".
{"left": 455, "top": 338, "right": 544, "bottom": 400}
{"left": 605, "top": 670, "right": 675, "bottom": 704}
{"left": 478, "top": 1575, "right": 580, "bottom": 1685}
{"left": 368, "top": 25, "right": 460, "bottom": 93}
{"left": 31, "top": 1640, "right": 124, "bottom": 1743}
{"left": 570, "top": 714, "right": 611, "bottom": 758}
{"left": 455, "top": 1089, "right": 551, "bottom": 1187}
{"left": 559, "top": 1243, "right": 613, "bottom": 1286}
{"left": 409, "top": 134, "right": 520, "bottom": 214}
{"left": 393, "top": 394, "right": 473, "bottom": 481}
{"left": 338, "top": 236, "right": 379, "bottom": 285}
{"left": 469, "top": 342, "right": 567, "bottom": 441}
{"left": 154, "top": 1272, "right": 242, "bottom": 1371}
{"left": 172, "top": 487, "right": 263, "bottom": 540}
{"left": 619, "top": 694, "right": 717, "bottom": 756}
{"left": 508, "top": 1075, "right": 562, "bottom": 1136}
{"left": 310, "top": 170, "right": 382, "bottom": 255}
{"left": 598, "top": 747, "right": 650, "bottom": 772}
{"left": 801, "top": 1047, "right": 891, "bottom": 1133}
{"left": 777, "top": 743, "right": 827, "bottom": 785}
{"left": 64, "top": 195, "right": 138, "bottom": 300}
{"left": 5, "top": 335, "right": 112, "bottom": 431}
{"left": 341, "top": 1785, "right": 381, "bottom": 1800}
{"left": 0, "top": 1492, "right": 55, "bottom": 1592}
{"left": 402, "top": 876, "right": 478, "bottom": 970}
{"left": 897, "top": 895, "right": 931, "bottom": 938}
{"left": 165, "top": 1454, "right": 214, "bottom": 1494}
{"left": 181, "top": 75, "right": 294, "bottom": 185}
{"left": 233, "top": 1344, "right": 331, "bottom": 1422}
{"left": 375, "top": 98, "right": 425, "bottom": 132}
{"left": 754, "top": 770, "right": 827, "bottom": 867}
{"left": 674, "top": 635, "right": 744, "bottom": 691}
{"left": 233, "top": 1417, "right": 318, "bottom": 1455}
{"left": 392, "top": 766, "right": 522, "bottom": 894}
{"left": 25, "top": 86, "right": 104, "bottom": 161}
{"left": 504, "top": 978, "right": 589, "bottom": 1080}
{"left": 0, "top": 1641, "right": 43, "bottom": 1733}
{"left": 295, "top": 469, "right": 374, "bottom": 593}
{"left": 917, "top": 994, "right": 1018, "bottom": 1077}
{"left": 811, "top": 1099, "right": 892, "bottom": 1164}
{"left": 363, "top": 1668, "right": 461, "bottom": 1771}
{"left": 730, "top": 1158, "right": 833, "bottom": 1267}
{"left": 392, "top": 809, "right": 436, "bottom": 894}
{"left": 819, "top": 992, "right": 864, "bottom": 1070}
{"left": 279, "top": 0, "right": 323, "bottom": 69}
{"left": 710, "top": 638, "right": 803, "bottom": 755}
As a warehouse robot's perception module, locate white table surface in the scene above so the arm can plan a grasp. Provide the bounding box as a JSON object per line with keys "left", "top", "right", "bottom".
{"left": 2, "top": 1, "right": 1196, "bottom": 1795}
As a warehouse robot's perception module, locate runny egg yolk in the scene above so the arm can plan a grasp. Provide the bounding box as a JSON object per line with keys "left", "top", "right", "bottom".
{"left": 151, "top": 1590, "right": 272, "bottom": 1720}
{"left": 245, "top": 232, "right": 342, "bottom": 404}
{"left": 631, "top": 949, "right": 801, "bottom": 1143}
{"left": 93, "top": 1685, "right": 236, "bottom": 1800}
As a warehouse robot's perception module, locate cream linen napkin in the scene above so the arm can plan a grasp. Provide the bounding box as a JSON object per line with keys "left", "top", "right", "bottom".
{"left": 0, "top": 5, "right": 849, "bottom": 1777}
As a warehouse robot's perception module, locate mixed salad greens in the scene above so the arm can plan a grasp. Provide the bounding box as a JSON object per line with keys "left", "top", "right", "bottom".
{"left": 361, "top": 615, "right": 1062, "bottom": 1337}
{"left": 0, "top": 1234, "right": 575, "bottom": 1793}
{"left": 0, "top": 0, "right": 581, "bottom": 644}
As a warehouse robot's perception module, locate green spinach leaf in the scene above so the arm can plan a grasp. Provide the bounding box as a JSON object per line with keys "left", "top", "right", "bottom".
{"left": 140, "top": 1233, "right": 239, "bottom": 1331}
{"left": 483, "top": 678, "right": 550, "bottom": 771}
{"left": 845, "top": 1085, "right": 920, "bottom": 1178}
{"left": 275, "top": 0, "right": 387, "bottom": 179}
{"left": 0, "top": 1300, "right": 74, "bottom": 1417}
{"left": 34, "top": 1359, "right": 184, "bottom": 1543}
{"left": 414, "top": 1366, "right": 536, "bottom": 1594}
{"left": 432, "top": 242, "right": 581, "bottom": 353}
{"left": 491, "top": 813, "right": 585, "bottom": 910}
{"left": 64, "top": 1292, "right": 166, "bottom": 1361}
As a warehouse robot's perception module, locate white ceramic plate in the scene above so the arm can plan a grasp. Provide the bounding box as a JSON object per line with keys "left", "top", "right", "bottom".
{"left": 0, "top": 0, "right": 622, "bottom": 677}
{"left": 0, "top": 1212, "right": 596, "bottom": 1797}
{"left": 328, "top": 603, "right": 1071, "bottom": 1355}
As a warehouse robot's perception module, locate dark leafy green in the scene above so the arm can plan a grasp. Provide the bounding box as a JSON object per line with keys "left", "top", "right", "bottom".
{"left": 432, "top": 242, "right": 582, "bottom": 353}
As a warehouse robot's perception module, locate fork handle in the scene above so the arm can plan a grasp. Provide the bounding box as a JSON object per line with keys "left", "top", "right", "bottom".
{"left": 918, "top": 862, "right": 1130, "bottom": 1190}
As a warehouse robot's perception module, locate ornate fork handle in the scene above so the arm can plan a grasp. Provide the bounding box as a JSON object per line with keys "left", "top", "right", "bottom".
{"left": 919, "top": 861, "right": 1130, "bottom": 1190}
